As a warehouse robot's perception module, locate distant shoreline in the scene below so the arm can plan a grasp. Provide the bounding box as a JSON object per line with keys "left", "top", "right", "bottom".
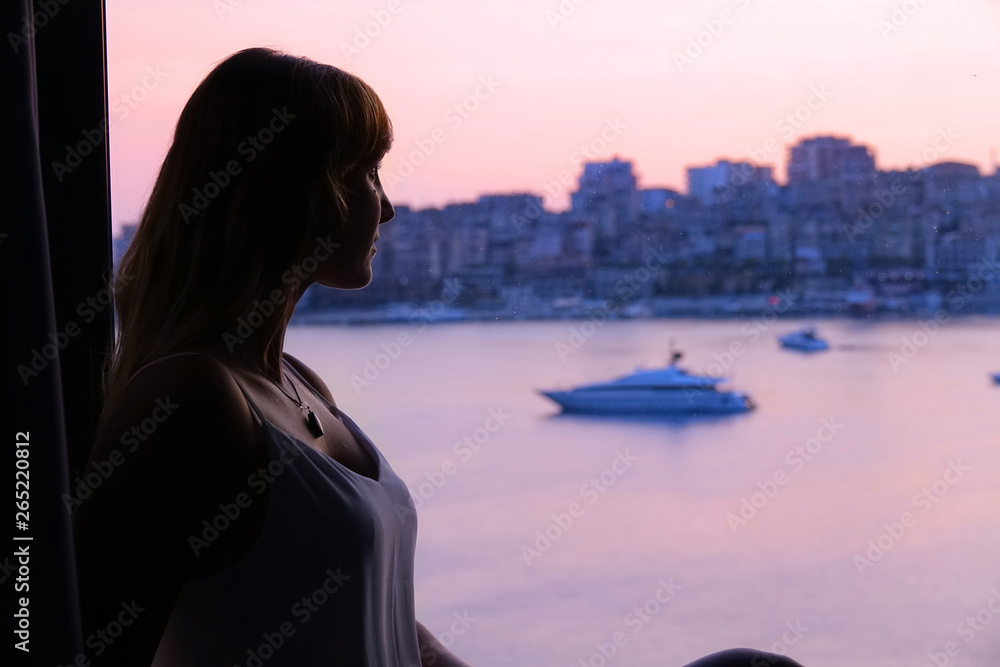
{"left": 291, "top": 307, "right": 1000, "bottom": 326}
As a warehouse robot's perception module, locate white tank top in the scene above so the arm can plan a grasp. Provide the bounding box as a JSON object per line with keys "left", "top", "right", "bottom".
{"left": 144, "top": 354, "right": 421, "bottom": 666}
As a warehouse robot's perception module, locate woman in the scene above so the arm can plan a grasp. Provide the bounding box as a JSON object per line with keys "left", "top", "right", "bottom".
{"left": 75, "top": 46, "right": 461, "bottom": 666}
{"left": 74, "top": 47, "right": 804, "bottom": 667}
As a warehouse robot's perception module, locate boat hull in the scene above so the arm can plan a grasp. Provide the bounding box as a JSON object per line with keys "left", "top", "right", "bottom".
{"left": 779, "top": 337, "right": 829, "bottom": 352}
{"left": 540, "top": 389, "right": 754, "bottom": 415}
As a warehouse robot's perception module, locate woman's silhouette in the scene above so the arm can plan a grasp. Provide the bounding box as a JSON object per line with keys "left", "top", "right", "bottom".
{"left": 73, "top": 47, "right": 805, "bottom": 667}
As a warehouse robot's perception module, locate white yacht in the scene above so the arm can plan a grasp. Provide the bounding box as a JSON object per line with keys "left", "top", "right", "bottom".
{"left": 539, "top": 352, "right": 755, "bottom": 415}
{"left": 779, "top": 327, "right": 829, "bottom": 352}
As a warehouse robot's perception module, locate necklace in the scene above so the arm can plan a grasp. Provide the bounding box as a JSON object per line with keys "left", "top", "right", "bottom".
{"left": 255, "top": 366, "right": 325, "bottom": 438}
{"left": 281, "top": 372, "right": 325, "bottom": 438}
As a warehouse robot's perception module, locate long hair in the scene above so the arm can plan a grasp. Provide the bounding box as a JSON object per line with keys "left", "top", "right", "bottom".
{"left": 103, "top": 48, "right": 392, "bottom": 419}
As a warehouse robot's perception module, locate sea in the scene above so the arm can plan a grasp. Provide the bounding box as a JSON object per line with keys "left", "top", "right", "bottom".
{"left": 283, "top": 317, "right": 1000, "bottom": 667}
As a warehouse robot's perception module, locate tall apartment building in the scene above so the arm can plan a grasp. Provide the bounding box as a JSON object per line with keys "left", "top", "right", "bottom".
{"left": 787, "top": 135, "right": 876, "bottom": 184}
{"left": 787, "top": 135, "right": 877, "bottom": 214}
{"left": 687, "top": 160, "right": 774, "bottom": 204}
{"left": 570, "top": 157, "right": 639, "bottom": 252}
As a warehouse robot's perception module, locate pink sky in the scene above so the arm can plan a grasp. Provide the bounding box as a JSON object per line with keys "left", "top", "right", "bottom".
{"left": 107, "top": 0, "right": 1000, "bottom": 236}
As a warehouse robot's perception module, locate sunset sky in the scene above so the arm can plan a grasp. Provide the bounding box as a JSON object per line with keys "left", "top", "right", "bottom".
{"left": 107, "top": 0, "right": 1000, "bottom": 235}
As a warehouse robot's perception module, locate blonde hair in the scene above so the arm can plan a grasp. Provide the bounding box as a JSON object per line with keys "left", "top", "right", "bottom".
{"left": 103, "top": 47, "right": 392, "bottom": 419}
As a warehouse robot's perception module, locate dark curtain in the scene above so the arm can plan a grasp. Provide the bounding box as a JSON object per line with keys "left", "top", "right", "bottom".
{"left": 2, "top": 0, "right": 111, "bottom": 664}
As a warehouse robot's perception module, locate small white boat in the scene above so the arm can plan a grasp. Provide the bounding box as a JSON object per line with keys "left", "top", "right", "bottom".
{"left": 539, "top": 352, "right": 755, "bottom": 415}
{"left": 779, "top": 327, "right": 829, "bottom": 352}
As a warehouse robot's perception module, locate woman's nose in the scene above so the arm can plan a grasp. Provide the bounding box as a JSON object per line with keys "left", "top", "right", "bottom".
{"left": 380, "top": 191, "right": 394, "bottom": 224}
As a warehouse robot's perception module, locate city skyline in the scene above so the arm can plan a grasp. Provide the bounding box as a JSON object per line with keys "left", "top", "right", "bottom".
{"left": 111, "top": 130, "right": 998, "bottom": 231}
{"left": 106, "top": 0, "right": 1000, "bottom": 236}
{"left": 111, "top": 132, "right": 1000, "bottom": 321}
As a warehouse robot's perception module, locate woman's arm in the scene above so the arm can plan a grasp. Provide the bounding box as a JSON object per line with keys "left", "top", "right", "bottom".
{"left": 74, "top": 355, "right": 266, "bottom": 665}
{"left": 416, "top": 621, "right": 471, "bottom": 667}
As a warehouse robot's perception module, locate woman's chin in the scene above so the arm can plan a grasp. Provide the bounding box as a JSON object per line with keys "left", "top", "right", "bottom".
{"left": 317, "top": 269, "right": 373, "bottom": 290}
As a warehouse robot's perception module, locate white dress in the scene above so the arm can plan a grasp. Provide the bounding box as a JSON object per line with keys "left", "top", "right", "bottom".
{"left": 149, "top": 356, "right": 421, "bottom": 666}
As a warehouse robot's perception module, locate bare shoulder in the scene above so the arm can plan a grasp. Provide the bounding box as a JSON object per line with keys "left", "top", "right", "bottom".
{"left": 74, "top": 352, "right": 268, "bottom": 664}
{"left": 77, "top": 350, "right": 269, "bottom": 577}
{"left": 284, "top": 352, "right": 337, "bottom": 406}
{"left": 91, "top": 352, "right": 258, "bottom": 465}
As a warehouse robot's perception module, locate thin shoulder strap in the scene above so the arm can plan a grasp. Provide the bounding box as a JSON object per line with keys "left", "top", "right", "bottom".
{"left": 126, "top": 351, "right": 210, "bottom": 386}
{"left": 229, "top": 373, "right": 266, "bottom": 428}
{"left": 126, "top": 351, "right": 266, "bottom": 427}
{"left": 282, "top": 357, "right": 338, "bottom": 414}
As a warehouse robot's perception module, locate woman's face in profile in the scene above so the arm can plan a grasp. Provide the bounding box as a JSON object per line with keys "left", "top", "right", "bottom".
{"left": 316, "top": 159, "right": 394, "bottom": 290}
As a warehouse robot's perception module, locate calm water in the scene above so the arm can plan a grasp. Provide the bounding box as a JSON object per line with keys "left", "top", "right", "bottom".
{"left": 285, "top": 318, "right": 1000, "bottom": 667}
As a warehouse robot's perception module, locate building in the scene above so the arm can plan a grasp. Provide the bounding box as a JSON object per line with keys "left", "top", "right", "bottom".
{"left": 787, "top": 136, "right": 876, "bottom": 184}
{"left": 921, "top": 162, "right": 983, "bottom": 206}
{"left": 639, "top": 188, "right": 683, "bottom": 214}
{"left": 292, "top": 137, "right": 1000, "bottom": 317}
{"left": 687, "top": 160, "right": 774, "bottom": 205}
{"left": 786, "top": 136, "right": 878, "bottom": 215}
{"left": 112, "top": 223, "right": 138, "bottom": 270}
{"left": 570, "top": 158, "right": 639, "bottom": 252}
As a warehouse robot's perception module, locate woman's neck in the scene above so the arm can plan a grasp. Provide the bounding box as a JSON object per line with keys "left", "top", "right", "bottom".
{"left": 186, "top": 328, "right": 287, "bottom": 384}
{"left": 197, "top": 280, "right": 308, "bottom": 382}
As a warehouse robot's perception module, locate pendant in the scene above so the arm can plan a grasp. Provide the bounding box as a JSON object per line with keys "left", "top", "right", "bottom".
{"left": 307, "top": 408, "right": 325, "bottom": 438}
